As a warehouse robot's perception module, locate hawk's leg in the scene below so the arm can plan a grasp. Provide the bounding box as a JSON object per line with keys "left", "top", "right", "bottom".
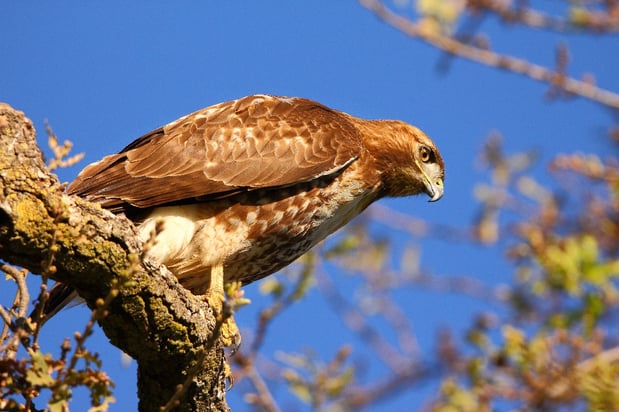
{"left": 205, "top": 263, "right": 240, "bottom": 348}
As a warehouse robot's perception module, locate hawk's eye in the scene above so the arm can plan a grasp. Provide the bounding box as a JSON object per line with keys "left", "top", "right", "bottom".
{"left": 419, "top": 146, "right": 432, "bottom": 163}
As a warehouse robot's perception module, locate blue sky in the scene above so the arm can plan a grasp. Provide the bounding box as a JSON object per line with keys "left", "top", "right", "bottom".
{"left": 2, "top": 1, "right": 618, "bottom": 410}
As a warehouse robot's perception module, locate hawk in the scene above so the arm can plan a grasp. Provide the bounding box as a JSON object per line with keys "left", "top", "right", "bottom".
{"left": 41, "top": 95, "right": 444, "bottom": 344}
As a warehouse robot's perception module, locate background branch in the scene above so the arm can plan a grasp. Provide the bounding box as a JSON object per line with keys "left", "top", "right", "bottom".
{"left": 359, "top": 0, "right": 619, "bottom": 110}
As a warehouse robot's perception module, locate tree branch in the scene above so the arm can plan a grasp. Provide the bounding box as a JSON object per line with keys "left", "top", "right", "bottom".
{"left": 0, "top": 103, "right": 230, "bottom": 411}
{"left": 359, "top": 0, "right": 619, "bottom": 110}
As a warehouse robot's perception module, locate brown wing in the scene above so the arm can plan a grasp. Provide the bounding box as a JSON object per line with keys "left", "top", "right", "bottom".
{"left": 67, "top": 95, "right": 362, "bottom": 211}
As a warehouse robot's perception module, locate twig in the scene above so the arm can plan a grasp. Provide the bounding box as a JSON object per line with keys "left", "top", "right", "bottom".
{"left": 244, "top": 360, "right": 281, "bottom": 412}
{"left": 1, "top": 264, "right": 30, "bottom": 318}
{"left": 366, "top": 203, "right": 470, "bottom": 241}
{"left": 341, "top": 363, "right": 435, "bottom": 409}
{"left": 230, "top": 262, "right": 314, "bottom": 412}
{"left": 45, "top": 121, "right": 84, "bottom": 172}
{"left": 314, "top": 266, "right": 413, "bottom": 374}
{"left": 250, "top": 260, "right": 314, "bottom": 357}
{"left": 0, "top": 264, "right": 31, "bottom": 357}
{"left": 359, "top": 0, "right": 619, "bottom": 109}
{"left": 0, "top": 305, "right": 13, "bottom": 340}
{"left": 577, "top": 345, "right": 619, "bottom": 372}
{"left": 468, "top": 0, "right": 619, "bottom": 33}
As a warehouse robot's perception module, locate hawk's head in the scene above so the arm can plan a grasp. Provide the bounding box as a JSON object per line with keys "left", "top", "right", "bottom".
{"left": 363, "top": 120, "right": 444, "bottom": 201}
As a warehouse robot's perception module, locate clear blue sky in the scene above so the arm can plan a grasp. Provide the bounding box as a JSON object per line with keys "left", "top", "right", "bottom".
{"left": 1, "top": 2, "right": 617, "bottom": 410}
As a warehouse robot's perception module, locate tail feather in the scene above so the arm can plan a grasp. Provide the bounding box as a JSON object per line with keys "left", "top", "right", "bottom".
{"left": 30, "top": 282, "right": 78, "bottom": 325}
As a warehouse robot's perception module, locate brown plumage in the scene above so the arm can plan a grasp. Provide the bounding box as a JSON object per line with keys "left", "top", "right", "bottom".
{"left": 42, "top": 95, "right": 444, "bottom": 332}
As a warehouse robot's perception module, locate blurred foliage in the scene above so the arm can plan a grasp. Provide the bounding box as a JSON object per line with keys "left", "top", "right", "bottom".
{"left": 396, "top": 0, "right": 619, "bottom": 34}
{"left": 278, "top": 346, "right": 355, "bottom": 409}
{"left": 1, "top": 268, "right": 116, "bottom": 412}
{"left": 430, "top": 139, "right": 619, "bottom": 411}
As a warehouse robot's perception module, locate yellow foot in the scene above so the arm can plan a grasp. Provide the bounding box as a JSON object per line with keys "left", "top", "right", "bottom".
{"left": 205, "top": 264, "right": 242, "bottom": 349}
{"left": 220, "top": 309, "right": 241, "bottom": 350}
{"left": 203, "top": 290, "right": 241, "bottom": 349}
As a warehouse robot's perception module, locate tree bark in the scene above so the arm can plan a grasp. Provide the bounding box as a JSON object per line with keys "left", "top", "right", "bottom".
{"left": 0, "top": 103, "right": 230, "bottom": 411}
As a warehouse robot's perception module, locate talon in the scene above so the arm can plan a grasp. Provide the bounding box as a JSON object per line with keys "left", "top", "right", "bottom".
{"left": 223, "top": 362, "right": 235, "bottom": 390}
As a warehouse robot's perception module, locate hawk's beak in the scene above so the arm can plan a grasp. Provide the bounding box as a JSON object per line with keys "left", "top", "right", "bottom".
{"left": 416, "top": 159, "right": 444, "bottom": 202}
{"left": 425, "top": 177, "right": 443, "bottom": 202}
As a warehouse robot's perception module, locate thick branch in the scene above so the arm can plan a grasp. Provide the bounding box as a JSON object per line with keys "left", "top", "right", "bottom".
{"left": 0, "top": 103, "right": 229, "bottom": 411}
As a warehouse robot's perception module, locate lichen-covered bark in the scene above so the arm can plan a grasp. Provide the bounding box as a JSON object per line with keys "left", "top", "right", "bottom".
{"left": 0, "top": 103, "right": 230, "bottom": 411}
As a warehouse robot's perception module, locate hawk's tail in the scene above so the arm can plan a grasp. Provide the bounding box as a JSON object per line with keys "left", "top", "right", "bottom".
{"left": 30, "top": 282, "right": 78, "bottom": 326}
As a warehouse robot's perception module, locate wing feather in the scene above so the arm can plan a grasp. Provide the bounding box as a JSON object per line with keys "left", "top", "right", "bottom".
{"left": 68, "top": 95, "right": 362, "bottom": 211}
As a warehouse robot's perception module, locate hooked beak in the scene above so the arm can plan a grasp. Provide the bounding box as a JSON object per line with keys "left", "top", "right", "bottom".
{"left": 415, "top": 159, "right": 444, "bottom": 202}
{"left": 425, "top": 177, "right": 444, "bottom": 202}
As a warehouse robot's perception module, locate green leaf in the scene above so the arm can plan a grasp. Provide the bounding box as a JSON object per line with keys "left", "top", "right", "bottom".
{"left": 26, "top": 350, "right": 55, "bottom": 387}
{"left": 259, "top": 277, "right": 284, "bottom": 298}
{"left": 325, "top": 366, "right": 354, "bottom": 398}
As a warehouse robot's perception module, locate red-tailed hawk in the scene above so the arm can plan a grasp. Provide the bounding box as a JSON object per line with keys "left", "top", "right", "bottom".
{"left": 41, "top": 95, "right": 444, "bottom": 344}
